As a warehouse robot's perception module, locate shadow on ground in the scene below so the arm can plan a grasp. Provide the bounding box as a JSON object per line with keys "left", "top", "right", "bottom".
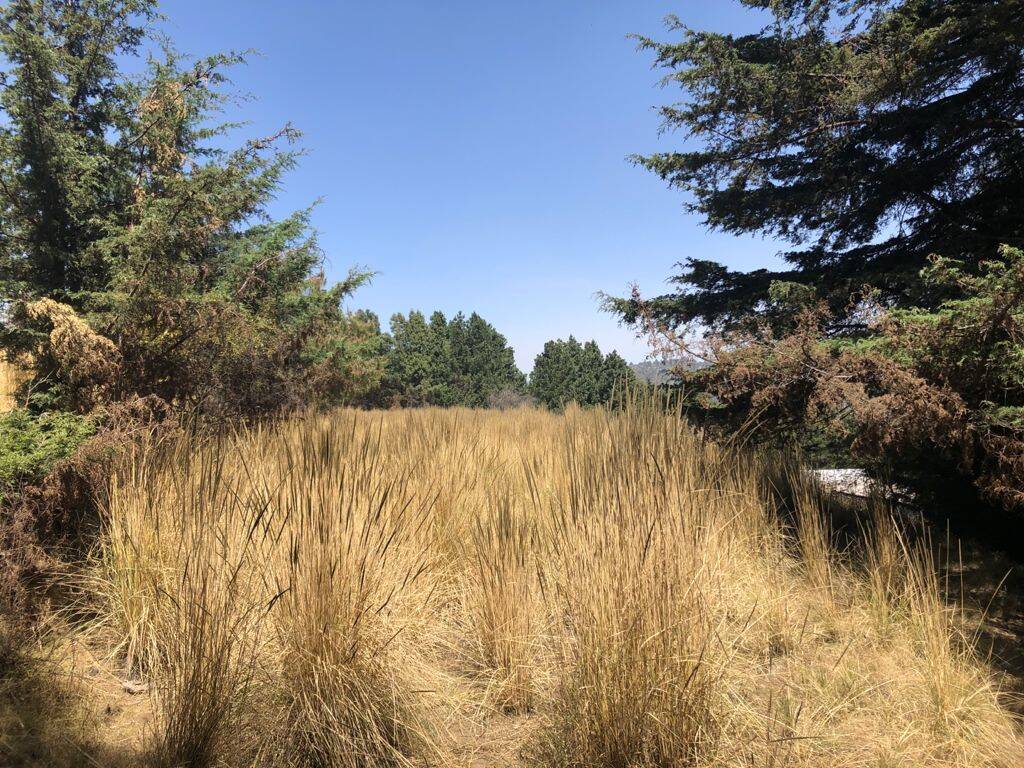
{"left": 941, "top": 539, "right": 1024, "bottom": 713}
{"left": 1, "top": 627, "right": 143, "bottom": 768}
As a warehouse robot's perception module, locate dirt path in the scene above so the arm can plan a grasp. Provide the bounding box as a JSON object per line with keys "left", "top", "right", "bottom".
{"left": 448, "top": 712, "right": 534, "bottom": 768}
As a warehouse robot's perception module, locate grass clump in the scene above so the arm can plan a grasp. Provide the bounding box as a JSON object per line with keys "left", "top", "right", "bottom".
{"left": 88, "top": 404, "right": 1022, "bottom": 768}
{"left": 0, "top": 409, "right": 94, "bottom": 500}
{"left": 468, "top": 496, "right": 539, "bottom": 714}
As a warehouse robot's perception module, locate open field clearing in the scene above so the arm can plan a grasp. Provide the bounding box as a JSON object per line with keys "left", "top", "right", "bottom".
{"left": 2, "top": 3, "right": 1022, "bottom": 766}
{"left": 6, "top": 403, "right": 1023, "bottom": 767}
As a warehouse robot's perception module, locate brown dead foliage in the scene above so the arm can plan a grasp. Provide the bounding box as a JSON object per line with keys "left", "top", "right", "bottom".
{"left": 630, "top": 267, "right": 1023, "bottom": 513}
{"left": 23, "top": 299, "right": 123, "bottom": 410}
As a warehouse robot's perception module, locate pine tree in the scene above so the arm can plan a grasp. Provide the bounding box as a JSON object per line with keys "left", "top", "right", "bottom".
{"left": 529, "top": 337, "right": 636, "bottom": 409}
{"left": 0, "top": 0, "right": 157, "bottom": 301}
{"left": 384, "top": 311, "right": 524, "bottom": 407}
{"left": 612, "top": 0, "right": 1024, "bottom": 331}
{"left": 449, "top": 312, "right": 525, "bottom": 406}
{"left": 0, "top": 0, "right": 383, "bottom": 414}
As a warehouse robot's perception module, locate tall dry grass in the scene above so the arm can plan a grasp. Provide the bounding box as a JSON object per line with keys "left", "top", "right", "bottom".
{"left": 0, "top": 354, "right": 26, "bottom": 412}
{"left": 468, "top": 494, "right": 539, "bottom": 714}
{"left": 92, "top": 403, "right": 1023, "bottom": 767}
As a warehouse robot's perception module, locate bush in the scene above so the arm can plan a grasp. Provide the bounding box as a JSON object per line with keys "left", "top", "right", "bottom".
{"left": 0, "top": 409, "right": 96, "bottom": 614}
{"left": 486, "top": 388, "right": 537, "bottom": 410}
{"left": 662, "top": 246, "right": 1024, "bottom": 517}
{"left": 0, "top": 410, "right": 95, "bottom": 502}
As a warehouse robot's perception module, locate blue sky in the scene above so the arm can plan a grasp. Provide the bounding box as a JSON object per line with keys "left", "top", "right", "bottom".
{"left": 159, "top": 1, "right": 784, "bottom": 371}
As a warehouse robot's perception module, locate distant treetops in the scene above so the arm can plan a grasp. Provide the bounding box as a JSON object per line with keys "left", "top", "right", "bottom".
{"left": 529, "top": 336, "right": 636, "bottom": 410}
{"left": 378, "top": 312, "right": 635, "bottom": 411}
{"left": 380, "top": 310, "right": 524, "bottom": 408}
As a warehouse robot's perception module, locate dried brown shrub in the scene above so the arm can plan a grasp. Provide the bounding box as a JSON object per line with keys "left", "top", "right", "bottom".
{"left": 1, "top": 395, "right": 175, "bottom": 618}
{"left": 628, "top": 248, "right": 1024, "bottom": 513}
{"left": 23, "top": 299, "right": 122, "bottom": 410}
{"left": 0, "top": 354, "right": 28, "bottom": 413}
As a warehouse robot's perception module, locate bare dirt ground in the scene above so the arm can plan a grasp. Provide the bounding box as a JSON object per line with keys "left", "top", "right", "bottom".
{"left": 53, "top": 641, "right": 538, "bottom": 767}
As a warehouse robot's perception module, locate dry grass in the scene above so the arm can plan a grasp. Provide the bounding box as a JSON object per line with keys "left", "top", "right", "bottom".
{"left": 468, "top": 495, "right": 539, "bottom": 714}
{"left": 88, "top": 402, "right": 1023, "bottom": 767}
{"left": 0, "top": 354, "right": 26, "bottom": 413}
{"left": 0, "top": 617, "right": 139, "bottom": 768}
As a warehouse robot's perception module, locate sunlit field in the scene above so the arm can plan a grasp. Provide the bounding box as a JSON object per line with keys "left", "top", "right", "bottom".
{"left": 88, "top": 403, "right": 1022, "bottom": 767}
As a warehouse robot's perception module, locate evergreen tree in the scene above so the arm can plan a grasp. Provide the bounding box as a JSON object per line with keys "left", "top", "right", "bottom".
{"left": 384, "top": 311, "right": 449, "bottom": 406}
{"left": 0, "top": 0, "right": 157, "bottom": 302}
{"left": 600, "top": 350, "right": 634, "bottom": 401}
{"left": 449, "top": 312, "right": 525, "bottom": 406}
{"left": 609, "top": 0, "right": 1024, "bottom": 515}
{"left": 0, "top": 0, "right": 383, "bottom": 415}
{"left": 611, "top": 0, "right": 1024, "bottom": 331}
{"left": 529, "top": 337, "right": 635, "bottom": 409}
{"left": 384, "top": 311, "right": 524, "bottom": 407}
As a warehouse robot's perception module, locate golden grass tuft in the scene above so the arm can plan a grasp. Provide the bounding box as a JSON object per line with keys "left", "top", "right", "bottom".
{"left": 0, "top": 353, "right": 27, "bottom": 412}
{"left": 468, "top": 495, "right": 539, "bottom": 714}
{"left": 91, "top": 403, "right": 1023, "bottom": 767}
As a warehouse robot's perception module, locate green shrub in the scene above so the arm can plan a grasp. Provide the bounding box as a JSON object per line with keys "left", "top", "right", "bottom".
{"left": 0, "top": 410, "right": 95, "bottom": 499}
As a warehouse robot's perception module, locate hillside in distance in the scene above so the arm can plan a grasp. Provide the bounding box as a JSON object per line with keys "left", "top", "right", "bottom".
{"left": 629, "top": 356, "right": 707, "bottom": 385}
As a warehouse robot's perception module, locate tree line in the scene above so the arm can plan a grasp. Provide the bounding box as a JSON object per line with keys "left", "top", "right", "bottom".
{"left": 370, "top": 312, "right": 636, "bottom": 410}
{"left": 0, "top": 0, "right": 633, "bottom": 423}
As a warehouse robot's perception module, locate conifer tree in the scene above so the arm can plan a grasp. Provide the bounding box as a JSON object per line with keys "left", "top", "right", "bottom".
{"left": 612, "top": 0, "right": 1024, "bottom": 330}
{"left": 610, "top": 0, "right": 1024, "bottom": 514}
{"left": 529, "top": 337, "right": 635, "bottom": 409}
{"left": 384, "top": 311, "right": 524, "bottom": 407}
{"left": 0, "top": 0, "right": 382, "bottom": 414}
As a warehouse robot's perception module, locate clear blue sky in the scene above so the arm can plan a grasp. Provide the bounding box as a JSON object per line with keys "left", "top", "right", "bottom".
{"left": 159, "top": 0, "right": 784, "bottom": 371}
